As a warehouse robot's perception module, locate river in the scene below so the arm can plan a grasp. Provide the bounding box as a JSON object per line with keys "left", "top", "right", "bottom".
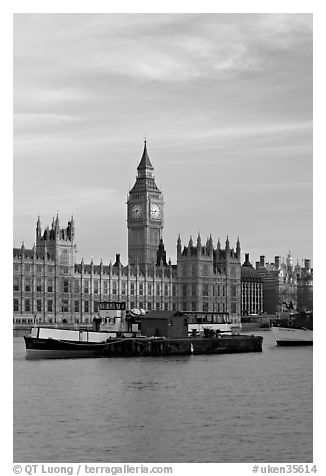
{"left": 13, "top": 331, "right": 312, "bottom": 463}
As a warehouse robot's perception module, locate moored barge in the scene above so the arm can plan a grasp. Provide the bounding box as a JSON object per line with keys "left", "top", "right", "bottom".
{"left": 23, "top": 302, "right": 263, "bottom": 359}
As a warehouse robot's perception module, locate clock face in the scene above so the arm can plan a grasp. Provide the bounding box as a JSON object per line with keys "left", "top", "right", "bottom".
{"left": 150, "top": 203, "right": 161, "bottom": 219}
{"left": 131, "top": 204, "right": 143, "bottom": 218}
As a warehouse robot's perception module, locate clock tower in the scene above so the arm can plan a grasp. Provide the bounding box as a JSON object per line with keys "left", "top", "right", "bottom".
{"left": 127, "top": 141, "right": 164, "bottom": 268}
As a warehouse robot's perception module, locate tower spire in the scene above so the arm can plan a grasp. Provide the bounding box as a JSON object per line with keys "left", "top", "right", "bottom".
{"left": 137, "top": 140, "right": 153, "bottom": 172}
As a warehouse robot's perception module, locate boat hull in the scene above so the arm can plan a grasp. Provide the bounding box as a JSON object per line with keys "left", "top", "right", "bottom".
{"left": 24, "top": 334, "right": 263, "bottom": 359}
{"left": 271, "top": 326, "right": 313, "bottom": 346}
{"left": 24, "top": 336, "right": 107, "bottom": 359}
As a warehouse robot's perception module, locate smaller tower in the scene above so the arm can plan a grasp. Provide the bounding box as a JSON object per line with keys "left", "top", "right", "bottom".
{"left": 177, "top": 235, "right": 182, "bottom": 254}
{"left": 236, "top": 237, "right": 241, "bottom": 259}
{"left": 36, "top": 216, "right": 41, "bottom": 239}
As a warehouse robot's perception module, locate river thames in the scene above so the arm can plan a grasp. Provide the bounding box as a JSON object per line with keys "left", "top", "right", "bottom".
{"left": 13, "top": 331, "right": 312, "bottom": 463}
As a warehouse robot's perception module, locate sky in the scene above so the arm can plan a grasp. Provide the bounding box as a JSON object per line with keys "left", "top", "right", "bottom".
{"left": 13, "top": 13, "right": 313, "bottom": 266}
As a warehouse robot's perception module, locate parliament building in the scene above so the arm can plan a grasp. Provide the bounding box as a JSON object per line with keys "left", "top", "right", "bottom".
{"left": 13, "top": 142, "right": 242, "bottom": 326}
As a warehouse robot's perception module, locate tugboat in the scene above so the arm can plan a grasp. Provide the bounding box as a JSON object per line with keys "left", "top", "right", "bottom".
{"left": 271, "top": 310, "right": 313, "bottom": 346}
{"left": 24, "top": 302, "right": 132, "bottom": 359}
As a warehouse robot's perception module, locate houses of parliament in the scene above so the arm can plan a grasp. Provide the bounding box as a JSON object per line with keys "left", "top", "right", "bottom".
{"left": 13, "top": 142, "right": 243, "bottom": 326}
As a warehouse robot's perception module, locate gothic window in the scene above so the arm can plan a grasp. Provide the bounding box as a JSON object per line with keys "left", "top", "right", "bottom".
{"left": 61, "top": 300, "right": 69, "bottom": 312}
{"left": 74, "top": 280, "right": 80, "bottom": 294}
{"left": 25, "top": 265, "right": 31, "bottom": 274}
{"left": 103, "top": 281, "right": 108, "bottom": 295}
{"left": 37, "top": 299, "right": 42, "bottom": 312}
{"left": 84, "top": 280, "right": 89, "bottom": 294}
{"left": 63, "top": 280, "right": 69, "bottom": 293}
{"left": 47, "top": 266, "right": 54, "bottom": 274}
{"left": 47, "top": 279, "right": 53, "bottom": 293}
{"left": 84, "top": 301, "right": 89, "bottom": 312}
{"left": 148, "top": 283, "right": 152, "bottom": 295}
{"left": 231, "top": 303, "right": 237, "bottom": 313}
{"left": 192, "top": 301, "right": 196, "bottom": 311}
{"left": 94, "top": 301, "right": 99, "bottom": 313}
{"left": 47, "top": 300, "right": 53, "bottom": 312}
{"left": 203, "top": 284, "right": 209, "bottom": 297}
{"left": 139, "top": 302, "right": 144, "bottom": 309}
{"left": 182, "top": 284, "right": 187, "bottom": 297}
{"left": 25, "top": 299, "right": 31, "bottom": 312}
{"left": 74, "top": 300, "right": 79, "bottom": 313}
{"left": 172, "top": 285, "right": 176, "bottom": 297}
{"left": 36, "top": 265, "right": 42, "bottom": 274}
{"left": 202, "top": 302, "right": 209, "bottom": 312}
{"left": 222, "top": 286, "right": 225, "bottom": 297}
{"left": 164, "top": 284, "right": 169, "bottom": 296}
{"left": 121, "top": 282, "right": 126, "bottom": 295}
{"left": 231, "top": 285, "right": 237, "bottom": 297}
{"left": 147, "top": 302, "right": 152, "bottom": 311}
{"left": 131, "top": 283, "right": 135, "bottom": 296}
{"left": 25, "top": 278, "right": 31, "bottom": 292}
{"left": 36, "top": 279, "right": 42, "bottom": 293}
{"left": 139, "top": 284, "right": 144, "bottom": 296}
{"left": 156, "top": 284, "right": 160, "bottom": 296}
{"left": 192, "top": 265, "right": 196, "bottom": 276}
{"left": 156, "top": 302, "right": 160, "bottom": 310}
{"left": 13, "top": 299, "right": 19, "bottom": 312}
{"left": 164, "top": 302, "right": 168, "bottom": 310}
{"left": 112, "top": 281, "right": 117, "bottom": 295}
{"left": 13, "top": 278, "right": 19, "bottom": 292}
{"left": 94, "top": 280, "right": 99, "bottom": 294}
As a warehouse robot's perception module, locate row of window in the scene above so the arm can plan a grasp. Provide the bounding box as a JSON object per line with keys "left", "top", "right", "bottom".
{"left": 181, "top": 284, "right": 230, "bottom": 298}
{"left": 14, "top": 298, "right": 237, "bottom": 314}
{"left": 179, "top": 264, "right": 239, "bottom": 277}
{"left": 13, "top": 278, "right": 175, "bottom": 296}
{"left": 13, "top": 298, "right": 172, "bottom": 313}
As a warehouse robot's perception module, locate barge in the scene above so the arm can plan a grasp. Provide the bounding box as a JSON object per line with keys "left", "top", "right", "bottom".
{"left": 23, "top": 302, "right": 263, "bottom": 359}
{"left": 271, "top": 311, "right": 313, "bottom": 346}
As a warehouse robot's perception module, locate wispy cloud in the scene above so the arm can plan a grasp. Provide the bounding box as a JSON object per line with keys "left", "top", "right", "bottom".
{"left": 13, "top": 13, "right": 313, "bottom": 263}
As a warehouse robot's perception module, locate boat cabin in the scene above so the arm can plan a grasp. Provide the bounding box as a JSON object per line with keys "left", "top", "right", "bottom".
{"left": 140, "top": 311, "right": 188, "bottom": 339}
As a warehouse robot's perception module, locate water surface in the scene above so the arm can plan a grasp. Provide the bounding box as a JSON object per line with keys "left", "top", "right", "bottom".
{"left": 13, "top": 332, "right": 312, "bottom": 462}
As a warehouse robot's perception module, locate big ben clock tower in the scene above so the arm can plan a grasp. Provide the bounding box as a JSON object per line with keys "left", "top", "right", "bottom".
{"left": 127, "top": 141, "right": 164, "bottom": 268}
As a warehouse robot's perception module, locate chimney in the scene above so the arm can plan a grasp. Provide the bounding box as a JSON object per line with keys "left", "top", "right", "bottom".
{"left": 304, "top": 259, "right": 311, "bottom": 271}
{"left": 243, "top": 253, "right": 251, "bottom": 266}
{"left": 275, "top": 256, "right": 280, "bottom": 269}
{"left": 260, "top": 255, "right": 265, "bottom": 268}
{"left": 113, "top": 254, "right": 122, "bottom": 267}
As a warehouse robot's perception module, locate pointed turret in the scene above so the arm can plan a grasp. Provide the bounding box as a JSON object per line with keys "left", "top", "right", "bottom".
{"left": 70, "top": 215, "right": 75, "bottom": 240}
{"left": 217, "top": 237, "right": 221, "bottom": 251}
{"left": 54, "top": 213, "right": 60, "bottom": 237}
{"left": 36, "top": 216, "right": 41, "bottom": 238}
{"left": 197, "top": 233, "right": 201, "bottom": 254}
{"left": 189, "top": 236, "right": 193, "bottom": 248}
{"left": 236, "top": 236, "right": 241, "bottom": 258}
{"left": 177, "top": 234, "right": 182, "bottom": 253}
{"left": 225, "top": 235, "right": 230, "bottom": 251}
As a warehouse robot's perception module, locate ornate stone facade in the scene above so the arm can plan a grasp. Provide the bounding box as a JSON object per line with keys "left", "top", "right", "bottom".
{"left": 13, "top": 142, "right": 242, "bottom": 326}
